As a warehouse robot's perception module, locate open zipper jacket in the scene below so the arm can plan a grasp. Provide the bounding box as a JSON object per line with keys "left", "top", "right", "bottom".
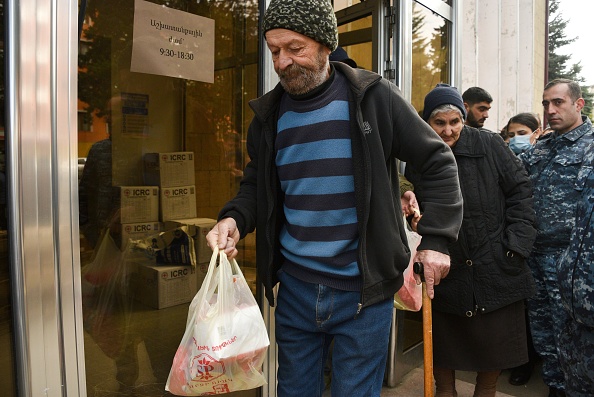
{"left": 219, "top": 63, "right": 463, "bottom": 309}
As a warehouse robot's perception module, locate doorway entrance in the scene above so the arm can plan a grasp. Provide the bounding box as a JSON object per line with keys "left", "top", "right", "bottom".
{"left": 333, "top": 0, "right": 426, "bottom": 387}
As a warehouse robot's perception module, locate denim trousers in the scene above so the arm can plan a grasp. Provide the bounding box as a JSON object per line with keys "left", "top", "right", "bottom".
{"left": 275, "top": 270, "right": 393, "bottom": 397}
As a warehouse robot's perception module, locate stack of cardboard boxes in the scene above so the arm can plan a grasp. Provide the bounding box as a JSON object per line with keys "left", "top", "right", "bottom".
{"left": 124, "top": 152, "right": 216, "bottom": 309}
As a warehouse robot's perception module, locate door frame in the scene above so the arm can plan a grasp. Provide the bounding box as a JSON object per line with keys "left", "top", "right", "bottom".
{"left": 7, "top": 0, "right": 85, "bottom": 396}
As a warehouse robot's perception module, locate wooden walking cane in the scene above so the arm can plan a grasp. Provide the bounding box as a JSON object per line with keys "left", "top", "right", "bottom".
{"left": 414, "top": 262, "right": 434, "bottom": 397}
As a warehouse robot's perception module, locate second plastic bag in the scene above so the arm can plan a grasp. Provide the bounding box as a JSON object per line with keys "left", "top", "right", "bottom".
{"left": 165, "top": 247, "right": 270, "bottom": 395}
{"left": 394, "top": 217, "right": 423, "bottom": 311}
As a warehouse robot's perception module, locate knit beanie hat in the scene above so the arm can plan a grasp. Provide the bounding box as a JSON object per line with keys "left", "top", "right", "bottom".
{"left": 422, "top": 83, "right": 466, "bottom": 121}
{"left": 262, "top": 0, "right": 338, "bottom": 52}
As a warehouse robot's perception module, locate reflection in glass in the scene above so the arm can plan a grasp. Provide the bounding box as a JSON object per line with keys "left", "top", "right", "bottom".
{"left": 333, "top": 0, "right": 364, "bottom": 12}
{"left": 411, "top": 1, "right": 451, "bottom": 116}
{"left": 337, "top": 15, "right": 373, "bottom": 71}
{"left": 78, "top": 1, "right": 259, "bottom": 395}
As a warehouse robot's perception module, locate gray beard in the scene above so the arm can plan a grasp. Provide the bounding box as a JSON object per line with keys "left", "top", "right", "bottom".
{"left": 278, "top": 64, "right": 328, "bottom": 95}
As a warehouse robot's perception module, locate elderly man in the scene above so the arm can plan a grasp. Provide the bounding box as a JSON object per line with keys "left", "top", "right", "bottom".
{"left": 519, "top": 78, "right": 594, "bottom": 397}
{"left": 205, "top": 1, "right": 462, "bottom": 395}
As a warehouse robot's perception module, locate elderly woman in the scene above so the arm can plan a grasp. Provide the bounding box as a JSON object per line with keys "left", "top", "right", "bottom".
{"left": 406, "top": 84, "right": 537, "bottom": 397}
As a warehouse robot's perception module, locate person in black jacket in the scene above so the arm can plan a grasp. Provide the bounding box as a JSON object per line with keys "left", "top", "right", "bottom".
{"left": 406, "top": 84, "right": 537, "bottom": 397}
{"left": 205, "top": 1, "right": 463, "bottom": 396}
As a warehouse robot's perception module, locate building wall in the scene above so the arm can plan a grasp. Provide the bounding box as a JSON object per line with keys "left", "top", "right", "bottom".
{"left": 460, "top": 0, "right": 547, "bottom": 132}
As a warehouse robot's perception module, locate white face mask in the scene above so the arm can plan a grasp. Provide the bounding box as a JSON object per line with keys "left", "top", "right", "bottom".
{"left": 509, "top": 134, "right": 532, "bottom": 154}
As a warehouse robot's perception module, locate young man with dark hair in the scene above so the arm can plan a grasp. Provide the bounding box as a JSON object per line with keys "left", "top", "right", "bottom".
{"left": 462, "top": 86, "right": 493, "bottom": 129}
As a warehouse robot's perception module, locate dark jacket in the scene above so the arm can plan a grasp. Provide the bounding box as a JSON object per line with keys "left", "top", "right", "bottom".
{"left": 219, "top": 63, "right": 463, "bottom": 308}
{"left": 407, "top": 126, "right": 536, "bottom": 316}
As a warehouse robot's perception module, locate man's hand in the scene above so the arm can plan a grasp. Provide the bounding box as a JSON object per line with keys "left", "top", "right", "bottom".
{"left": 205, "top": 218, "right": 241, "bottom": 259}
{"left": 412, "top": 249, "right": 451, "bottom": 299}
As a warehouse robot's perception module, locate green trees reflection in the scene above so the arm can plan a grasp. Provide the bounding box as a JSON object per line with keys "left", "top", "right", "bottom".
{"left": 411, "top": 4, "right": 450, "bottom": 116}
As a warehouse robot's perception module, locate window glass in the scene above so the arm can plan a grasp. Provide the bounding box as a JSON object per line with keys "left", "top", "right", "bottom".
{"left": 411, "top": 1, "right": 451, "bottom": 115}
{"left": 78, "top": 1, "right": 259, "bottom": 395}
{"left": 337, "top": 15, "right": 373, "bottom": 70}
{"left": 333, "top": 0, "right": 365, "bottom": 12}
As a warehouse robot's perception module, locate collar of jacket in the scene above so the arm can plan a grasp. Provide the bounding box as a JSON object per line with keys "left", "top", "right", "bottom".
{"left": 555, "top": 115, "right": 594, "bottom": 143}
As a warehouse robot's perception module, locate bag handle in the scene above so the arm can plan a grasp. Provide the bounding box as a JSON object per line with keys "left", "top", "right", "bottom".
{"left": 189, "top": 246, "right": 220, "bottom": 323}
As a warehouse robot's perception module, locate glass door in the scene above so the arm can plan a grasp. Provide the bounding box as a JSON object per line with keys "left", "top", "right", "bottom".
{"left": 387, "top": 0, "right": 456, "bottom": 385}
{"left": 77, "top": 1, "right": 261, "bottom": 395}
{"left": 334, "top": 0, "right": 423, "bottom": 387}
{"left": 334, "top": 0, "right": 386, "bottom": 76}
{"left": 335, "top": 0, "right": 457, "bottom": 386}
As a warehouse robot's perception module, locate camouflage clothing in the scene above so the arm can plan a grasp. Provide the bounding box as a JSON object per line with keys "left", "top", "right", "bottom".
{"left": 525, "top": 251, "right": 568, "bottom": 389}
{"left": 519, "top": 116, "right": 594, "bottom": 390}
{"left": 519, "top": 117, "right": 594, "bottom": 252}
{"left": 557, "top": 143, "right": 594, "bottom": 396}
{"left": 558, "top": 320, "right": 594, "bottom": 397}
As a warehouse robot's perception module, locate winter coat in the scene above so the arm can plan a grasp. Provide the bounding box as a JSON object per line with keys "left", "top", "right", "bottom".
{"left": 407, "top": 126, "right": 536, "bottom": 316}
{"left": 219, "top": 63, "right": 463, "bottom": 309}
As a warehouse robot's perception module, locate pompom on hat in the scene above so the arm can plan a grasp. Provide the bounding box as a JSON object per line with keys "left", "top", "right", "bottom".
{"left": 422, "top": 83, "right": 467, "bottom": 121}
{"left": 262, "top": 0, "right": 339, "bottom": 52}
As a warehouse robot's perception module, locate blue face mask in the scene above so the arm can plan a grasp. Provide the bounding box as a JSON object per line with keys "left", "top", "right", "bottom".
{"left": 509, "top": 134, "right": 532, "bottom": 154}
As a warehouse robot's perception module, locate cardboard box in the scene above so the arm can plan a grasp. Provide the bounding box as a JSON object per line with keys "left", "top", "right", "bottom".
{"left": 133, "top": 264, "right": 198, "bottom": 309}
{"left": 144, "top": 152, "right": 196, "bottom": 188}
{"left": 163, "top": 218, "right": 217, "bottom": 263}
{"left": 119, "top": 186, "right": 159, "bottom": 224}
{"left": 121, "top": 222, "right": 162, "bottom": 245}
{"left": 160, "top": 185, "right": 197, "bottom": 222}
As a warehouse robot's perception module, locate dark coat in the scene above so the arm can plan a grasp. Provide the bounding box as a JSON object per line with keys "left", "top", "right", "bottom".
{"left": 407, "top": 126, "right": 536, "bottom": 316}
{"left": 219, "top": 63, "right": 463, "bottom": 309}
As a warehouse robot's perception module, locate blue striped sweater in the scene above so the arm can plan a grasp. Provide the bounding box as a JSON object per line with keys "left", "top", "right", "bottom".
{"left": 276, "top": 71, "right": 361, "bottom": 291}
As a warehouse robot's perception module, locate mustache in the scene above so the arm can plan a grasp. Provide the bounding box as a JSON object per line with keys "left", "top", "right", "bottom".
{"left": 277, "top": 63, "right": 307, "bottom": 80}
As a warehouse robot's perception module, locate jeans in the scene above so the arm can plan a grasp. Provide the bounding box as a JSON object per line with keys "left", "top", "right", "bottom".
{"left": 275, "top": 270, "right": 393, "bottom": 397}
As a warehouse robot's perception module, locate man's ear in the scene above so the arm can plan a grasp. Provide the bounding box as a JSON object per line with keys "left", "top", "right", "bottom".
{"left": 576, "top": 97, "right": 585, "bottom": 112}
{"left": 463, "top": 102, "right": 470, "bottom": 112}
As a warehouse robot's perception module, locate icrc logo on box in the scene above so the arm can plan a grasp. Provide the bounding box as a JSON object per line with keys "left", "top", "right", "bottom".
{"left": 123, "top": 188, "right": 153, "bottom": 197}
{"left": 164, "top": 188, "right": 190, "bottom": 197}
{"left": 163, "top": 153, "right": 192, "bottom": 162}
{"left": 161, "top": 268, "right": 192, "bottom": 280}
{"left": 125, "top": 223, "right": 155, "bottom": 233}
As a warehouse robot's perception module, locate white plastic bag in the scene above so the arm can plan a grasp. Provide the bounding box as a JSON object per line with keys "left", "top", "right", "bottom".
{"left": 166, "top": 247, "right": 270, "bottom": 395}
{"left": 394, "top": 218, "right": 423, "bottom": 311}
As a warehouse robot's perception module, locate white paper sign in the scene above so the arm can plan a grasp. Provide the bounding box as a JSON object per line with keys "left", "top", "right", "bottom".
{"left": 130, "top": 0, "right": 214, "bottom": 83}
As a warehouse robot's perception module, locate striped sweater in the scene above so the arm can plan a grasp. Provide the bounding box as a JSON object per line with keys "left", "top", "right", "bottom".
{"left": 276, "top": 71, "right": 361, "bottom": 291}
